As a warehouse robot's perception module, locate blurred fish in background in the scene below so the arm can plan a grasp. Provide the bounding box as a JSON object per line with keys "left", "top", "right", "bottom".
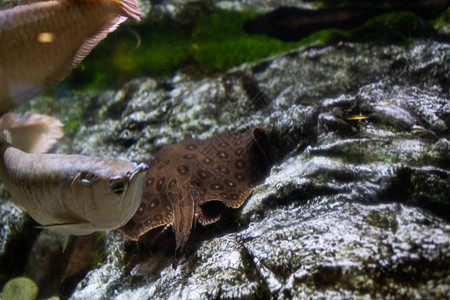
{"left": 0, "top": 0, "right": 141, "bottom": 112}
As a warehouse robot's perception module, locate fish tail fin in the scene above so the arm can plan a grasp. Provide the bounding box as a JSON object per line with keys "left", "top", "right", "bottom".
{"left": 0, "top": 112, "right": 64, "bottom": 153}
{"left": 116, "top": 0, "right": 141, "bottom": 22}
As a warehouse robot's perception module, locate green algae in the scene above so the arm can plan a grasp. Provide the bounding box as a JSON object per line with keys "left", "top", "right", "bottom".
{"left": 189, "top": 10, "right": 297, "bottom": 70}
{"left": 349, "top": 11, "right": 430, "bottom": 44}
{"left": 2, "top": 2, "right": 449, "bottom": 96}
{"left": 56, "top": 7, "right": 448, "bottom": 92}
{"left": 62, "top": 10, "right": 304, "bottom": 92}
{"left": 1, "top": 277, "right": 38, "bottom": 300}
{"left": 432, "top": 6, "right": 450, "bottom": 26}
{"left": 89, "top": 233, "right": 106, "bottom": 268}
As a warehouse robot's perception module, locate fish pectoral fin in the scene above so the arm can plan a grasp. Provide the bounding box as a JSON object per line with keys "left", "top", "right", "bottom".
{"left": 61, "top": 234, "right": 70, "bottom": 252}
{"left": 1, "top": 112, "right": 64, "bottom": 153}
{"left": 36, "top": 224, "right": 80, "bottom": 252}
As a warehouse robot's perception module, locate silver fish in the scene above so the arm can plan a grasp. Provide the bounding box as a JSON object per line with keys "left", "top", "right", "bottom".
{"left": 0, "top": 112, "right": 148, "bottom": 239}
{"left": 0, "top": 0, "right": 141, "bottom": 112}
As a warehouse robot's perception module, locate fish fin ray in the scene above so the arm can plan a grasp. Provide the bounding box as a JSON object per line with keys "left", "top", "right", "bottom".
{"left": 62, "top": 234, "right": 70, "bottom": 252}
{"left": 0, "top": 0, "right": 140, "bottom": 110}
{"left": 43, "top": 15, "right": 127, "bottom": 91}
{"left": 0, "top": 112, "right": 63, "bottom": 153}
{"left": 116, "top": 0, "right": 141, "bottom": 21}
{"left": 45, "top": 0, "right": 141, "bottom": 88}
{"left": 63, "top": 0, "right": 141, "bottom": 21}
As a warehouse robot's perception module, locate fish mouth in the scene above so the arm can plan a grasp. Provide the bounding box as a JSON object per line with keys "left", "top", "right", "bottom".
{"left": 128, "top": 162, "right": 149, "bottom": 180}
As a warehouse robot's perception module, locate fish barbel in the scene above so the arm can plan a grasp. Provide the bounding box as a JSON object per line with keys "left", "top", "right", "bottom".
{"left": 0, "top": 0, "right": 141, "bottom": 112}
{"left": 0, "top": 148, "right": 149, "bottom": 235}
{"left": 0, "top": 112, "right": 148, "bottom": 238}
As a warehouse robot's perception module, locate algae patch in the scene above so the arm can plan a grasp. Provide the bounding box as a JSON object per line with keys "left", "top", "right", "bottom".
{"left": 57, "top": 7, "right": 449, "bottom": 91}
{"left": 62, "top": 9, "right": 304, "bottom": 91}
{"left": 1, "top": 277, "right": 38, "bottom": 300}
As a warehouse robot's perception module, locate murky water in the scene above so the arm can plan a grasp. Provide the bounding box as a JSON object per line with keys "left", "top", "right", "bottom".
{"left": 1, "top": 1, "right": 449, "bottom": 299}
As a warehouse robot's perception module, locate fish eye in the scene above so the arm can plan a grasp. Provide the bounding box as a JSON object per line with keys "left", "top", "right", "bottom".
{"left": 111, "top": 182, "right": 125, "bottom": 194}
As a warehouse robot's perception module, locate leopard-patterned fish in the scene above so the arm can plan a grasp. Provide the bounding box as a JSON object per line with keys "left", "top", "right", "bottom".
{"left": 119, "top": 126, "right": 269, "bottom": 257}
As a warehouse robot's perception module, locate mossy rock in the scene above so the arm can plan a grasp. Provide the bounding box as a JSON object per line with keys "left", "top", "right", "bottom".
{"left": 1, "top": 277, "right": 38, "bottom": 300}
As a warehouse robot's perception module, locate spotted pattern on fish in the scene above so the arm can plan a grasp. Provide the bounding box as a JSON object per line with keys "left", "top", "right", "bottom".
{"left": 118, "top": 127, "right": 269, "bottom": 255}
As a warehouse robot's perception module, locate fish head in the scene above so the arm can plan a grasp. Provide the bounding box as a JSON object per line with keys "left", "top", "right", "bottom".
{"left": 73, "top": 161, "right": 148, "bottom": 231}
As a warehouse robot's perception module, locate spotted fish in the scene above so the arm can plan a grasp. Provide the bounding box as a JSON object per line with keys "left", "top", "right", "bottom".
{"left": 0, "top": 0, "right": 141, "bottom": 112}
{"left": 0, "top": 112, "right": 148, "bottom": 243}
{"left": 118, "top": 127, "right": 269, "bottom": 257}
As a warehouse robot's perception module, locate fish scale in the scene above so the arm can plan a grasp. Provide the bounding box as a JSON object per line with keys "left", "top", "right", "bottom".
{"left": 15, "top": 156, "right": 79, "bottom": 225}
{"left": 0, "top": 144, "right": 148, "bottom": 236}
{"left": 118, "top": 127, "right": 270, "bottom": 260}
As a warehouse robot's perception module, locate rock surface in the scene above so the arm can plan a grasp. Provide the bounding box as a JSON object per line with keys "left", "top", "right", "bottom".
{"left": 142, "top": 0, "right": 315, "bottom": 21}
{"left": 68, "top": 40, "right": 448, "bottom": 300}
{"left": 0, "top": 1, "right": 449, "bottom": 299}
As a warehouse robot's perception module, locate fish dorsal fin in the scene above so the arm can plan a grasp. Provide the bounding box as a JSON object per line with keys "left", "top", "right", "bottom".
{"left": 0, "top": 0, "right": 59, "bottom": 11}
{"left": 0, "top": 0, "right": 141, "bottom": 111}
{"left": 65, "top": 0, "right": 141, "bottom": 21}
{"left": 0, "top": 112, "right": 64, "bottom": 153}
{"left": 43, "top": 0, "right": 140, "bottom": 97}
{"left": 113, "top": 0, "right": 141, "bottom": 21}
{"left": 0, "top": 0, "right": 141, "bottom": 19}
{"left": 43, "top": 15, "right": 127, "bottom": 92}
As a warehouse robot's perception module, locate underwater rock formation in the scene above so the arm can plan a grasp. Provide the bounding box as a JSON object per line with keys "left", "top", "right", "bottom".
{"left": 72, "top": 39, "right": 449, "bottom": 300}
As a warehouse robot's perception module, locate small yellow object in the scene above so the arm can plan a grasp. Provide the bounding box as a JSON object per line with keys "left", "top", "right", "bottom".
{"left": 346, "top": 115, "right": 369, "bottom": 120}
{"left": 374, "top": 101, "right": 394, "bottom": 106}
{"left": 37, "top": 32, "right": 55, "bottom": 43}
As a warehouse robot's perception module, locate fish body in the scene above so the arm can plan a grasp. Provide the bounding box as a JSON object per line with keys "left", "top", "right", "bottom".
{"left": 0, "top": 112, "right": 148, "bottom": 236}
{"left": 119, "top": 127, "right": 270, "bottom": 258}
{"left": 0, "top": 147, "right": 148, "bottom": 235}
{"left": 0, "top": 0, "right": 141, "bottom": 112}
